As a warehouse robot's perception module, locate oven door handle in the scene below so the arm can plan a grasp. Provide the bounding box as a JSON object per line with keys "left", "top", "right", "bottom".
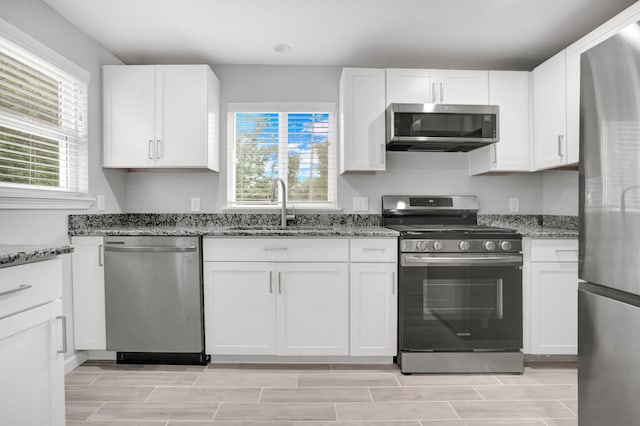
{"left": 401, "top": 254, "right": 523, "bottom": 267}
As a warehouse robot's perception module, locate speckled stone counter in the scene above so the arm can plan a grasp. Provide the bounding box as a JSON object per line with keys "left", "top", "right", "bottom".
{"left": 68, "top": 214, "right": 399, "bottom": 238}
{"left": 479, "top": 214, "right": 578, "bottom": 239}
{"left": 0, "top": 245, "right": 74, "bottom": 268}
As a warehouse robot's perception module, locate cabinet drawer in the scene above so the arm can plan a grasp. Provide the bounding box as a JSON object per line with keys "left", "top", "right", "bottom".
{"left": 350, "top": 238, "right": 397, "bottom": 262}
{"left": 0, "top": 258, "right": 62, "bottom": 319}
{"left": 530, "top": 239, "right": 578, "bottom": 262}
{"left": 203, "top": 238, "right": 348, "bottom": 262}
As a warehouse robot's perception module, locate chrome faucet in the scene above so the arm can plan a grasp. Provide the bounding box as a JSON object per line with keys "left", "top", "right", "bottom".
{"left": 270, "top": 177, "right": 295, "bottom": 226}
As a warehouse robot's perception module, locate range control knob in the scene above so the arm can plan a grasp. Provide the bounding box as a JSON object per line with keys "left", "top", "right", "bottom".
{"left": 483, "top": 241, "right": 496, "bottom": 251}
{"left": 415, "top": 240, "right": 429, "bottom": 251}
{"left": 433, "top": 241, "right": 444, "bottom": 251}
{"left": 459, "top": 241, "right": 471, "bottom": 251}
{"left": 500, "top": 241, "right": 513, "bottom": 251}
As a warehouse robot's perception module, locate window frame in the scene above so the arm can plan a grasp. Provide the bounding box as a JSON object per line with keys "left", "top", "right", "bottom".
{"left": 226, "top": 102, "right": 338, "bottom": 210}
{"left": 0, "top": 18, "right": 93, "bottom": 210}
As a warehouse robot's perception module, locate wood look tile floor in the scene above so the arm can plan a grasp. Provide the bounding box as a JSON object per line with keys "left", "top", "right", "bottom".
{"left": 65, "top": 362, "right": 577, "bottom": 426}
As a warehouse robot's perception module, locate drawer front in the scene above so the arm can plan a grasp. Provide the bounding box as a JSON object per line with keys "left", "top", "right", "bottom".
{"left": 350, "top": 238, "right": 398, "bottom": 262}
{"left": 203, "top": 238, "right": 349, "bottom": 262}
{"left": 0, "top": 258, "right": 62, "bottom": 319}
{"left": 530, "top": 239, "right": 579, "bottom": 262}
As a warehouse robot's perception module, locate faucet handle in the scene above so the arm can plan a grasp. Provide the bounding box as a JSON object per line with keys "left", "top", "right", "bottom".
{"left": 286, "top": 204, "right": 296, "bottom": 221}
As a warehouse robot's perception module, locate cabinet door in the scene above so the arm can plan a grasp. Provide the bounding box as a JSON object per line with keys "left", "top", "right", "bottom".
{"left": 350, "top": 263, "right": 397, "bottom": 356}
{"left": 0, "top": 300, "right": 65, "bottom": 426}
{"left": 71, "top": 236, "right": 106, "bottom": 350}
{"left": 276, "top": 263, "right": 349, "bottom": 355}
{"left": 437, "top": 70, "right": 489, "bottom": 104}
{"left": 469, "top": 71, "right": 531, "bottom": 174}
{"left": 529, "top": 261, "right": 578, "bottom": 355}
{"left": 339, "top": 68, "right": 386, "bottom": 173}
{"left": 103, "top": 65, "right": 156, "bottom": 168}
{"left": 203, "top": 262, "right": 276, "bottom": 355}
{"left": 386, "top": 68, "right": 435, "bottom": 104}
{"left": 155, "top": 65, "right": 209, "bottom": 167}
{"left": 533, "top": 50, "right": 567, "bottom": 170}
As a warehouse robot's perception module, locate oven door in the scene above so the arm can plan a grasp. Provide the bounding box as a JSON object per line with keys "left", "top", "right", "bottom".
{"left": 399, "top": 253, "right": 522, "bottom": 352}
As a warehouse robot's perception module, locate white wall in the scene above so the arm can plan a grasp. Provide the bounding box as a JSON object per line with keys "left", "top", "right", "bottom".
{"left": 542, "top": 170, "right": 579, "bottom": 215}
{"left": 0, "top": 0, "right": 126, "bottom": 364}
{"left": 125, "top": 64, "right": 549, "bottom": 214}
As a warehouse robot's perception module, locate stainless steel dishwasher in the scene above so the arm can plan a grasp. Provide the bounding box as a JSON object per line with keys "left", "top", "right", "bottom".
{"left": 104, "top": 236, "right": 208, "bottom": 364}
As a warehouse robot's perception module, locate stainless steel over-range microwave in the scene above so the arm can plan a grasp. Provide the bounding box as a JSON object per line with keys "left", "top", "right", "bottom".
{"left": 386, "top": 103, "right": 499, "bottom": 152}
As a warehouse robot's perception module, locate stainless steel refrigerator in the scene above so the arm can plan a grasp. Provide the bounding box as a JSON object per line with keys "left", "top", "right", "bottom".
{"left": 579, "top": 20, "right": 640, "bottom": 426}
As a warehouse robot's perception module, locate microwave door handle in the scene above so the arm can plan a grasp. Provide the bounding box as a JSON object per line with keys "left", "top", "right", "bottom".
{"left": 432, "top": 82, "right": 436, "bottom": 103}
{"left": 440, "top": 82, "right": 444, "bottom": 103}
{"left": 496, "top": 278, "right": 503, "bottom": 319}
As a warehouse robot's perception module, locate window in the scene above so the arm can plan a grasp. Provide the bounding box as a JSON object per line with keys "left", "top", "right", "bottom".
{"left": 0, "top": 19, "right": 89, "bottom": 196}
{"left": 227, "top": 102, "right": 336, "bottom": 208}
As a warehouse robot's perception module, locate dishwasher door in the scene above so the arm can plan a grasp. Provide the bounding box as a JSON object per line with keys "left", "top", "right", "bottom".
{"left": 104, "top": 236, "right": 203, "bottom": 354}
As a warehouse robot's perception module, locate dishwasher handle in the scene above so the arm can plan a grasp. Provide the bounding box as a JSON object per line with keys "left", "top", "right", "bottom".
{"left": 104, "top": 245, "right": 197, "bottom": 253}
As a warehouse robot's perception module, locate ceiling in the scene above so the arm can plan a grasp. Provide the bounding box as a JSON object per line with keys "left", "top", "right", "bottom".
{"left": 44, "top": 0, "right": 637, "bottom": 70}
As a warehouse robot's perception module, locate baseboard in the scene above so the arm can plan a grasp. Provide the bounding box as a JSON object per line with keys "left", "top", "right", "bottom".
{"left": 210, "top": 355, "right": 395, "bottom": 364}
{"left": 64, "top": 352, "right": 89, "bottom": 374}
{"left": 524, "top": 354, "right": 577, "bottom": 363}
{"left": 87, "top": 350, "right": 117, "bottom": 360}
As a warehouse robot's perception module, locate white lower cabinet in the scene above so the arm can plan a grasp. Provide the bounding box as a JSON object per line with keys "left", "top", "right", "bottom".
{"left": 350, "top": 263, "right": 397, "bottom": 356}
{"left": 203, "top": 262, "right": 276, "bottom": 355}
{"left": 203, "top": 237, "right": 397, "bottom": 358}
{"left": 277, "top": 263, "right": 349, "bottom": 355}
{"left": 204, "top": 261, "right": 349, "bottom": 356}
{"left": 0, "top": 259, "right": 65, "bottom": 426}
{"left": 71, "top": 236, "right": 106, "bottom": 350}
{"left": 524, "top": 238, "right": 578, "bottom": 355}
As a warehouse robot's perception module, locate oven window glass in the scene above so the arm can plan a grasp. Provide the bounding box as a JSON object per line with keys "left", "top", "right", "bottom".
{"left": 395, "top": 113, "right": 495, "bottom": 138}
{"left": 423, "top": 278, "right": 500, "bottom": 321}
{"left": 400, "top": 264, "right": 521, "bottom": 351}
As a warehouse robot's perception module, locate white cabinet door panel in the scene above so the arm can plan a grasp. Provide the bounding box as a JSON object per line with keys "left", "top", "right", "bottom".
{"left": 276, "top": 263, "right": 349, "bottom": 356}
{"left": 339, "top": 68, "right": 386, "bottom": 172}
{"left": 529, "top": 261, "right": 578, "bottom": 355}
{"left": 155, "top": 66, "right": 208, "bottom": 167}
{"left": 437, "top": 70, "right": 489, "bottom": 104}
{"left": 350, "top": 263, "right": 397, "bottom": 356}
{"left": 533, "top": 50, "right": 567, "bottom": 170}
{"left": 71, "top": 237, "right": 106, "bottom": 350}
{"left": 204, "top": 262, "right": 276, "bottom": 355}
{"left": 0, "top": 300, "right": 64, "bottom": 426}
{"left": 386, "top": 68, "right": 435, "bottom": 104}
{"left": 103, "top": 65, "right": 156, "bottom": 168}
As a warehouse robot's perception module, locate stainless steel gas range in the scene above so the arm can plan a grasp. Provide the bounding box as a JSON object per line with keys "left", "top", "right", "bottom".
{"left": 382, "top": 195, "right": 524, "bottom": 374}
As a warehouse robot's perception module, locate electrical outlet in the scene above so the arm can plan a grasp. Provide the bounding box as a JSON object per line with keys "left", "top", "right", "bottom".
{"left": 96, "top": 194, "right": 105, "bottom": 211}
{"left": 190, "top": 197, "right": 200, "bottom": 212}
{"left": 353, "top": 197, "right": 369, "bottom": 212}
{"left": 509, "top": 197, "right": 520, "bottom": 213}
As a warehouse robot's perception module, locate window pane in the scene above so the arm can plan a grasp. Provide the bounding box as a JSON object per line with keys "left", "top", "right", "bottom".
{"left": 287, "top": 113, "right": 329, "bottom": 202}
{"left": 0, "top": 125, "right": 59, "bottom": 187}
{"left": 235, "top": 113, "right": 279, "bottom": 202}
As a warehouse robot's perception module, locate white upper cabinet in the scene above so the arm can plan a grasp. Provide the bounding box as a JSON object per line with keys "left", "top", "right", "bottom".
{"left": 469, "top": 71, "right": 531, "bottom": 175}
{"left": 103, "top": 65, "right": 220, "bottom": 171}
{"left": 437, "top": 70, "right": 489, "bottom": 104}
{"left": 386, "top": 68, "right": 435, "bottom": 104}
{"left": 532, "top": 50, "right": 568, "bottom": 170}
{"left": 386, "top": 68, "right": 489, "bottom": 105}
{"left": 339, "top": 68, "right": 386, "bottom": 173}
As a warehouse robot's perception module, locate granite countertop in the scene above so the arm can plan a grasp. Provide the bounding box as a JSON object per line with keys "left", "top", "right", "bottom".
{"left": 479, "top": 214, "right": 579, "bottom": 239}
{"left": 68, "top": 214, "right": 399, "bottom": 238}
{"left": 71, "top": 225, "right": 399, "bottom": 238}
{"left": 0, "top": 245, "right": 74, "bottom": 268}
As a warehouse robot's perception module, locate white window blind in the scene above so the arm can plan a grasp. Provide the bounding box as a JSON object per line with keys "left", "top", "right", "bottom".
{"left": 0, "top": 22, "right": 88, "bottom": 194}
{"left": 228, "top": 102, "right": 336, "bottom": 208}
